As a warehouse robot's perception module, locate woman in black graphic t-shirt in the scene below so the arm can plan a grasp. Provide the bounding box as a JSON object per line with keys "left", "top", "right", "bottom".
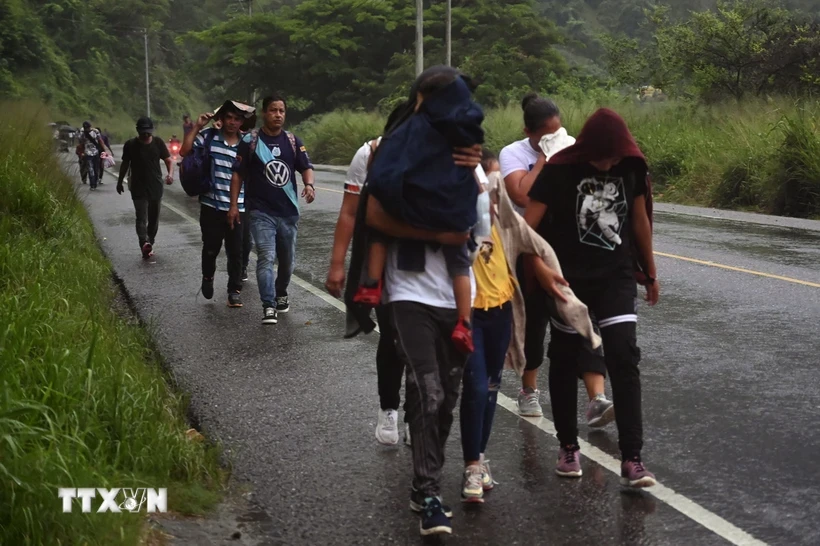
{"left": 524, "top": 108, "right": 660, "bottom": 488}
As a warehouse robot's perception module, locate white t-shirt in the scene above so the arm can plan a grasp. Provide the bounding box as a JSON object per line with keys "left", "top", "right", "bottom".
{"left": 499, "top": 138, "right": 541, "bottom": 180}
{"left": 380, "top": 165, "right": 486, "bottom": 310}
{"left": 384, "top": 244, "right": 477, "bottom": 309}
{"left": 344, "top": 137, "right": 382, "bottom": 194}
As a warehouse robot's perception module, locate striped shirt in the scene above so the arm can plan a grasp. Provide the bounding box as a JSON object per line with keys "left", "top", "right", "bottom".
{"left": 194, "top": 128, "right": 244, "bottom": 212}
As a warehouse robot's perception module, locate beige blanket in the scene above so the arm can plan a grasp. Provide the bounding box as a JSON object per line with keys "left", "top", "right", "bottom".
{"left": 484, "top": 171, "right": 601, "bottom": 376}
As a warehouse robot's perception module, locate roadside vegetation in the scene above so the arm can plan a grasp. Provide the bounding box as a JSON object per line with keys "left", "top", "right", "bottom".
{"left": 0, "top": 102, "right": 224, "bottom": 545}
{"left": 297, "top": 97, "right": 820, "bottom": 218}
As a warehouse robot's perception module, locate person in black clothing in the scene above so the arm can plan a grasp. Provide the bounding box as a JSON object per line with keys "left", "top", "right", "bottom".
{"left": 524, "top": 107, "right": 659, "bottom": 488}
{"left": 116, "top": 117, "right": 174, "bottom": 259}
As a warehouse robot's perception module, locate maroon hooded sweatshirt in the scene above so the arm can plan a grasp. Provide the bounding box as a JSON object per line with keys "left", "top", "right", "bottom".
{"left": 547, "top": 108, "right": 654, "bottom": 285}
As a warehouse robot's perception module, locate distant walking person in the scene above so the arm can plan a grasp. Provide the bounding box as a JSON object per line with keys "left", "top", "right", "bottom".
{"left": 80, "top": 121, "right": 109, "bottom": 191}
{"left": 116, "top": 117, "right": 174, "bottom": 260}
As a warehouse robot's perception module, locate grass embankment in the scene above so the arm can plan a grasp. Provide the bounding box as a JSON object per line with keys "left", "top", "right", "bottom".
{"left": 0, "top": 102, "right": 224, "bottom": 545}
{"left": 296, "top": 98, "right": 820, "bottom": 218}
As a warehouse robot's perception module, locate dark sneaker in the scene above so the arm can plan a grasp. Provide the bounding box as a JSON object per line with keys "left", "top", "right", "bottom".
{"left": 262, "top": 306, "right": 278, "bottom": 325}
{"left": 201, "top": 277, "right": 214, "bottom": 300}
{"left": 241, "top": 268, "right": 249, "bottom": 282}
{"left": 555, "top": 445, "right": 583, "bottom": 477}
{"left": 275, "top": 296, "right": 289, "bottom": 313}
{"left": 141, "top": 242, "right": 153, "bottom": 260}
{"left": 418, "top": 497, "right": 452, "bottom": 536}
{"left": 410, "top": 487, "right": 453, "bottom": 518}
{"left": 227, "top": 292, "right": 243, "bottom": 308}
{"left": 586, "top": 394, "right": 615, "bottom": 428}
{"left": 621, "top": 458, "right": 657, "bottom": 488}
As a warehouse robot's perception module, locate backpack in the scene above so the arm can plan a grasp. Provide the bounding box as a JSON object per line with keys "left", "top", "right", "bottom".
{"left": 180, "top": 129, "right": 217, "bottom": 197}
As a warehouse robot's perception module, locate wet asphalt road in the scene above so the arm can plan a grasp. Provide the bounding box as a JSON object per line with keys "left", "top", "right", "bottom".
{"left": 75, "top": 155, "right": 819, "bottom": 545}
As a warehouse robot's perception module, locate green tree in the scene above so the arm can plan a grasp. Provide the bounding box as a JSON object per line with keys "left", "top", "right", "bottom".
{"left": 185, "top": 0, "right": 569, "bottom": 117}
{"left": 649, "top": 0, "right": 820, "bottom": 100}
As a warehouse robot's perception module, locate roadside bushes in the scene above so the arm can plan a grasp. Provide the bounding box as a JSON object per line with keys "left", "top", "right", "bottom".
{"left": 295, "top": 97, "right": 820, "bottom": 218}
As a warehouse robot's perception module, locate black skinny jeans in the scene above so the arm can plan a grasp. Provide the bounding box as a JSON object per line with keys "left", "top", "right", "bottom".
{"left": 547, "top": 279, "right": 643, "bottom": 459}
{"left": 200, "top": 204, "right": 245, "bottom": 294}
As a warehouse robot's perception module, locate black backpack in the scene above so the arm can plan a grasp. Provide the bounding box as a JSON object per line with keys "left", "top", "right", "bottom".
{"left": 180, "top": 129, "right": 216, "bottom": 197}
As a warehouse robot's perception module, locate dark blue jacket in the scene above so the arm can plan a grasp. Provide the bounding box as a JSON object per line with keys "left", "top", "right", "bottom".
{"left": 367, "top": 76, "right": 484, "bottom": 232}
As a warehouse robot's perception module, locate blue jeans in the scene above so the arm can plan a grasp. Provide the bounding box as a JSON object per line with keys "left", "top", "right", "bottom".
{"left": 85, "top": 155, "right": 100, "bottom": 188}
{"left": 459, "top": 301, "right": 513, "bottom": 463}
{"left": 249, "top": 210, "right": 298, "bottom": 306}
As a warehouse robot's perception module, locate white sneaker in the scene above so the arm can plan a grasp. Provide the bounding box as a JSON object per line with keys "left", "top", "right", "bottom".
{"left": 375, "top": 409, "right": 399, "bottom": 445}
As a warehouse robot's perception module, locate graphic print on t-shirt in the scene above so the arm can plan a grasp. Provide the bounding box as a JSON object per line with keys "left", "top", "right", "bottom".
{"left": 576, "top": 176, "right": 628, "bottom": 250}
{"left": 264, "top": 145, "right": 292, "bottom": 188}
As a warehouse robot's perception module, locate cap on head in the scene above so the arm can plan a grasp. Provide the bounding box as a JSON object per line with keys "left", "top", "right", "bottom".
{"left": 83, "top": 121, "right": 91, "bottom": 129}
{"left": 136, "top": 117, "right": 155, "bottom": 134}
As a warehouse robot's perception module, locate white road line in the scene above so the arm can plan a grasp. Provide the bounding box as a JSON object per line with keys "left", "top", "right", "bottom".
{"left": 494, "top": 396, "right": 766, "bottom": 546}
{"left": 162, "top": 199, "right": 767, "bottom": 546}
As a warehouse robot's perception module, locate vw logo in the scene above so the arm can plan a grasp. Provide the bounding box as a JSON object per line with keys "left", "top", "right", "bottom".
{"left": 264, "top": 160, "right": 291, "bottom": 188}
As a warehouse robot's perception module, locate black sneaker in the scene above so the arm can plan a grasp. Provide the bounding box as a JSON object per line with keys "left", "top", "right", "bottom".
{"left": 201, "top": 277, "right": 214, "bottom": 300}
{"left": 275, "top": 296, "right": 289, "bottom": 313}
{"left": 262, "top": 306, "right": 278, "bottom": 325}
{"left": 410, "top": 487, "right": 453, "bottom": 518}
{"left": 241, "top": 268, "right": 249, "bottom": 282}
{"left": 227, "top": 292, "right": 243, "bottom": 308}
{"left": 418, "top": 496, "right": 452, "bottom": 536}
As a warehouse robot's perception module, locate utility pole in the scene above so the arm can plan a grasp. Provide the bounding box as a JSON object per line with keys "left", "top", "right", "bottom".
{"left": 415, "top": 0, "right": 423, "bottom": 75}
{"left": 446, "top": 0, "right": 451, "bottom": 66}
{"left": 144, "top": 28, "right": 151, "bottom": 118}
{"left": 249, "top": 0, "right": 256, "bottom": 107}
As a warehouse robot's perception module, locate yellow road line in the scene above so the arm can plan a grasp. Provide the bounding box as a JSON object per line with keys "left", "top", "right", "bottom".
{"left": 313, "top": 183, "right": 819, "bottom": 289}
{"left": 654, "top": 251, "right": 820, "bottom": 288}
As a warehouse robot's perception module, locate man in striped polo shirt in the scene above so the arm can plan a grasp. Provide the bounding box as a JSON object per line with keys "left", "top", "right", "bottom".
{"left": 181, "top": 100, "right": 255, "bottom": 308}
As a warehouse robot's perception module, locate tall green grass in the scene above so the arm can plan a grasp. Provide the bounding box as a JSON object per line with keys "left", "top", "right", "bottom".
{"left": 295, "top": 97, "right": 820, "bottom": 218}
{"left": 296, "top": 110, "right": 385, "bottom": 165}
{"left": 0, "top": 101, "right": 224, "bottom": 545}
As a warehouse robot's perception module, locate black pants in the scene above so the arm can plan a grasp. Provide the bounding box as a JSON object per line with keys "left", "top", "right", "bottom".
{"left": 133, "top": 199, "right": 161, "bottom": 247}
{"left": 242, "top": 217, "right": 253, "bottom": 270}
{"left": 79, "top": 158, "right": 88, "bottom": 182}
{"left": 518, "top": 257, "right": 607, "bottom": 378}
{"left": 376, "top": 305, "right": 403, "bottom": 411}
{"left": 390, "top": 301, "right": 468, "bottom": 497}
{"left": 548, "top": 279, "right": 642, "bottom": 459}
{"left": 200, "top": 204, "right": 245, "bottom": 294}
